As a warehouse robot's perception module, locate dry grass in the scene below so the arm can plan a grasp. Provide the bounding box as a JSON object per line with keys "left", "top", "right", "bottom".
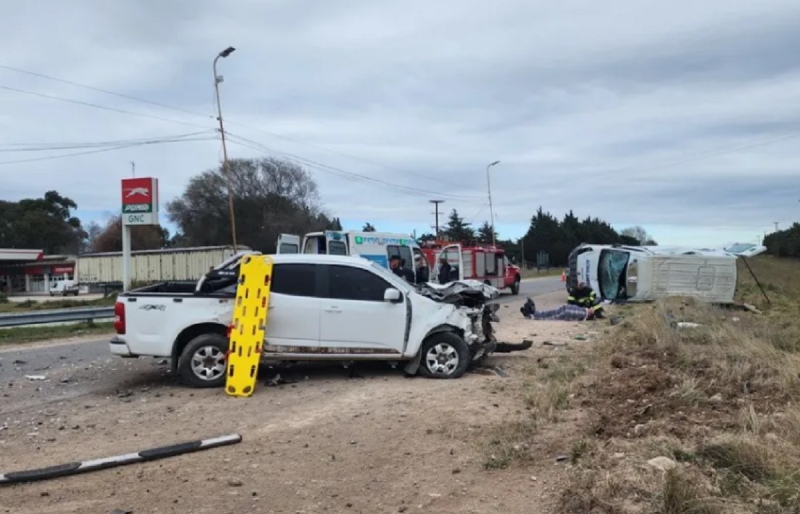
{"left": 485, "top": 256, "right": 800, "bottom": 512}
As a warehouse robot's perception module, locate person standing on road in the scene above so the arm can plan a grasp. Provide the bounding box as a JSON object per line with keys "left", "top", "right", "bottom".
{"left": 520, "top": 297, "right": 597, "bottom": 321}
{"left": 437, "top": 257, "right": 452, "bottom": 284}
{"left": 414, "top": 254, "right": 430, "bottom": 284}
{"left": 389, "top": 255, "right": 415, "bottom": 283}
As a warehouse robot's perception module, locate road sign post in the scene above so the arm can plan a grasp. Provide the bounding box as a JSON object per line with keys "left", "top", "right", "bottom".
{"left": 121, "top": 177, "right": 159, "bottom": 291}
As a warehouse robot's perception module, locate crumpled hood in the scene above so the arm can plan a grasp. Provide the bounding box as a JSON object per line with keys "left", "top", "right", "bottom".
{"left": 416, "top": 279, "right": 499, "bottom": 307}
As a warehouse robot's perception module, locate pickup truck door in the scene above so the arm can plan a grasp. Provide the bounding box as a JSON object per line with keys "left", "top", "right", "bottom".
{"left": 276, "top": 234, "right": 300, "bottom": 254}
{"left": 430, "top": 244, "right": 464, "bottom": 283}
{"left": 265, "top": 263, "right": 321, "bottom": 349}
{"left": 318, "top": 264, "right": 406, "bottom": 353}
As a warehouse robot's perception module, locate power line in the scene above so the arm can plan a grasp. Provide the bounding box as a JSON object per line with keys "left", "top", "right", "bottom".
{"left": 0, "top": 64, "right": 212, "bottom": 119}
{"left": 225, "top": 132, "right": 484, "bottom": 201}
{"left": 0, "top": 131, "right": 213, "bottom": 152}
{"left": 0, "top": 84, "right": 212, "bottom": 130}
{"left": 0, "top": 64, "right": 458, "bottom": 187}
{"left": 0, "top": 136, "right": 215, "bottom": 165}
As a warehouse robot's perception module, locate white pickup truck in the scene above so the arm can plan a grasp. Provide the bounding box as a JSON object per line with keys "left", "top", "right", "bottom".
{"left": 110, "top": 252, "right": 500, "bottom": 387}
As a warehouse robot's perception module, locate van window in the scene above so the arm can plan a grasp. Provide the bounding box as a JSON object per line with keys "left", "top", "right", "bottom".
{"left": 279, "top": 242, "right": 299, "bottom": 253}
{"left": 328, "top": 240, "right": 348, "bottom": 255}
{"left": 387, "top": 245, "right": 413, "bottom": 270}
{"left": 598, "top": 249, "right": 630, "bottom": 300}
{"left": 303, "top": 237, "right": 321, "bottom": 254}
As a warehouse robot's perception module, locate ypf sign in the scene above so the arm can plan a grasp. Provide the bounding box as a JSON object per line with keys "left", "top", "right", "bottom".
{"left": 121, "top": 177, "right": 159, "bottom": 226}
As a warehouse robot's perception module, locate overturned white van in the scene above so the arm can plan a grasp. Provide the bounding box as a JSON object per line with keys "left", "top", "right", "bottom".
{"left": 566, "top": 243, "right": 766, "bottom": 304}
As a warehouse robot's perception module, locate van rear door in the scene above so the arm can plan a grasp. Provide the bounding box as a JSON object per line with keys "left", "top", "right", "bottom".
{"left": 325, "top": 231, "right": 349, "bottom": 255}
{"left": 276, "top": 234, "right": 301, "bottom": 254}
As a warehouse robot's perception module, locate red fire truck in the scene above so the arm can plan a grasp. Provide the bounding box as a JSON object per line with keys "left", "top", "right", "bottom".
{"left": 419, "top": 240, "right": 521, "bottom": 294}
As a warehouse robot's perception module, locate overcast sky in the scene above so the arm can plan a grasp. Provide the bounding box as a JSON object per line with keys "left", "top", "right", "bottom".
{"left": 1, "top": 0, "right": 799, "bottom": 247}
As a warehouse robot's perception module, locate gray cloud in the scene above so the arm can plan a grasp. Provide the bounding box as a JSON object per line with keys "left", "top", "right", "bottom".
{"left": 1, "top": 0, "right": 799, "bottom": 247}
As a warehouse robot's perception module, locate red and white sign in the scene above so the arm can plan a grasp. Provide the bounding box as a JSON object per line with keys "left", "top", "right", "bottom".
{"left": 52, "top": 265, "right": 75, "bottom": 274}
{"left": 121, "top": 177, "right": 159, "bottom": 226}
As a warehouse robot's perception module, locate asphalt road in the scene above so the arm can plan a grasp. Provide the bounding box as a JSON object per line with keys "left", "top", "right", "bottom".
{"left": 0, "top": 276, "right": 565, "bottom": 389}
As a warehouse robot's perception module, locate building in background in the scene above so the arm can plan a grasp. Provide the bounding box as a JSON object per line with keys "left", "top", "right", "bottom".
{"left": 0, "top": 249, "right": 75, "bottom": 294}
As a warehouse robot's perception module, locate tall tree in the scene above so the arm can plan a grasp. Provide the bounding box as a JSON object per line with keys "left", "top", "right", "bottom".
{"left": 442, "top": 209, "right": 474, "bottom": 242}
{"left": 477, "top": 221, "right": 497, "bottom": 244}
{"left": 362, "top": 222, "right": 376, "bottom": 232}
{"left": 88, "top": 216, "right": 170, "bottom": 253}
{"left": 167, "top": 158, "right": 335, "bottom": 253}
{"left": 0, "top": 191, "right": 86, "bottom": 254}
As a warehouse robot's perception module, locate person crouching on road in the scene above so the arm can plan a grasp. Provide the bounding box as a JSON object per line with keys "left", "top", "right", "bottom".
{"left": 389, "top": 255, "right": 415, "bottom": 283}
{"left": 520, "top": 297, "right": 597, "bottom": 321}
{"left": 567, "top": 281, "right": 605, "bottom": 318}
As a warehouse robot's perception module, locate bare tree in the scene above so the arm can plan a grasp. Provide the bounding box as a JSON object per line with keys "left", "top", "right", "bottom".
{"left": 621, "top": 226, "right": 657, "bottom": 246}
{"left": 89, "top": 216, "right": 169, "bottom": 253}
{"left": 166, "top": 158, "right": 335, "bottom": 253}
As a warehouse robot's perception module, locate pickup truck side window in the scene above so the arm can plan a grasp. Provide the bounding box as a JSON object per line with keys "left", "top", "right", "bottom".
{"left": 271, "top": 264, "right": 317, "bottom": 297}
{"left": 324, "top": 265, "right": 391, "bottom": 302}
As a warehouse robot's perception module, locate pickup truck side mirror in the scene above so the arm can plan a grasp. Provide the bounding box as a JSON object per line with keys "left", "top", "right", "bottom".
{"left": 383, "top": 288, "right": 402, "bottom": 303}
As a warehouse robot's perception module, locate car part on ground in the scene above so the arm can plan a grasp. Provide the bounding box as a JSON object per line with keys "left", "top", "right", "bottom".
{"left": 0, "top": 434, "right": 242, "bottom": 485}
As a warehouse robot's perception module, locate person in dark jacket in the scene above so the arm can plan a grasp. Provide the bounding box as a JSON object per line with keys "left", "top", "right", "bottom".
{"left": 389, "top": 255, "right": 415, "bottom": 283}
{"left": 567, "top": 282, "right": 604, "bottom": 318}
{"left": 414, "top": 254, "right": 430, "bottom": 284}
{"left": 437, "top": 257, "right": 452, "bottom": 284}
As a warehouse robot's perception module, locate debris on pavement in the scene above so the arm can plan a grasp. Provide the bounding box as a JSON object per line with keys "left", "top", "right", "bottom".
{"left": 264, "top": 373, "right": 297, "bottom": 387}
{"left": 493, "top": 340, "right": 533, "bottom": 353}
{"left": 24, "top": 375, "right": 46, "bottom": 381}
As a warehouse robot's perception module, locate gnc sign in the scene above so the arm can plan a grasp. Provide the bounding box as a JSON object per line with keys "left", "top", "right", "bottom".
{"left": 121, "top": 177, "right": 159, "bottom": 226}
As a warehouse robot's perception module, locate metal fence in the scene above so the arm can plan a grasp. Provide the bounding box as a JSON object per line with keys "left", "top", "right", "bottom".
{"left": 0, "top": 307, "right": 115, "bottom": 328}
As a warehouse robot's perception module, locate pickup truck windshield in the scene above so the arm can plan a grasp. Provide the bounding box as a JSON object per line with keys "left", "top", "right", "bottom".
{"left": 598, "top": 249, "right": 630, "bottom": 300}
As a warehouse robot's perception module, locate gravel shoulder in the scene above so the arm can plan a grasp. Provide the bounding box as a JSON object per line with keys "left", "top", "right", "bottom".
{"left": 0, "top": 291, "right": 598, "bottom": 514}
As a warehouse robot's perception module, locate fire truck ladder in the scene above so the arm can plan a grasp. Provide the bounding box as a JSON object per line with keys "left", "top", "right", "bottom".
{"left": 225, "top": 254, "right": 273, "bottom": 397}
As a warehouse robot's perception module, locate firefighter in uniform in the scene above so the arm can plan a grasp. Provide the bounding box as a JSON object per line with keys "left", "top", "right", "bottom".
{"left": 567, "top": 282, "right": 604, "bottom": 318}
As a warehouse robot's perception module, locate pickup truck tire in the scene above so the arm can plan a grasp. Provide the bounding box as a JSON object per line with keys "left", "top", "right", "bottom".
{"left": 177, "top": 334, "right": 229, "bottom": 388}
{"left": 418, "top": 332, "right": 470, "bottom": 379}
{"left": 511, "top": 276, "right": 520, "bottom": 295}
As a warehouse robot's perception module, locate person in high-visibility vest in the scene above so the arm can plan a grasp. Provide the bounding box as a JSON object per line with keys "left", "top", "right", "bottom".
{"left": 567, "top": 282, "right": 605, "bottom": 318}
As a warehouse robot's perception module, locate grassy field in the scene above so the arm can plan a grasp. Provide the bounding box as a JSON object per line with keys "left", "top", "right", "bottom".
{"left": 0, "top": 321, "right": 115, "bottom": 346}
{"left": 0, "top": 294, "right": 117, "bottom": 315}
{"left": 520, "top": 267, "right": 565, "bottom": 279}
{"left": 486, "top": 256, "right": 800, "bottom": 513}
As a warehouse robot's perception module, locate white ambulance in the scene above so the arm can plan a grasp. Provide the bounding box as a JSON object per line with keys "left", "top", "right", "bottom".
{"left": 276, "top": 231, "right": 427, "bottom": 280}
{"left": 566, "top": 242, "right": 766, "bottom": 304}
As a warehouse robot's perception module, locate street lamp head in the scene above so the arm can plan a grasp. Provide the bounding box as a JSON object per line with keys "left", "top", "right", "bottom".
{"left": 489, "top": 160, "right": 500, "bottom": 167}
{"left": 219, "top": 46, "right": 236, "bottom": 58}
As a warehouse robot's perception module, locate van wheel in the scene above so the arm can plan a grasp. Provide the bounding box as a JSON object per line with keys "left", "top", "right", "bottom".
{"left": 419, "top": 332, "right": 470, "bottom": 379}
{"left": 511, "top": 276, "right": 520, "bottom": 295}
{"left": 177, "top": 333, "right": 229, "bottom": 388}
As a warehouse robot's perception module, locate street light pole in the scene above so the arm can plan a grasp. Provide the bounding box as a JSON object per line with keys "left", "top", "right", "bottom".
{"left": 214, "top": 46, "right": 238, "bottom": 252}
{"left": 486, "top": 160, "right": 500, "bottom": 247}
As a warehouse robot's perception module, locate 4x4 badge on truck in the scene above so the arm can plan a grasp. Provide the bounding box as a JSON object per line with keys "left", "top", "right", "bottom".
{"left": 140, "top": 304, "right": 166, "bottom": 311}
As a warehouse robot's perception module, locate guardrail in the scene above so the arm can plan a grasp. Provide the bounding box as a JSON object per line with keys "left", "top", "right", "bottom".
{"left": 0, "top": 307, "right": 115, "bottom": 328}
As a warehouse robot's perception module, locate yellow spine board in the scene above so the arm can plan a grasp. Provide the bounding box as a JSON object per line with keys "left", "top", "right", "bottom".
{"left": 225, "top": 255, "right": 273, "bottom": 397}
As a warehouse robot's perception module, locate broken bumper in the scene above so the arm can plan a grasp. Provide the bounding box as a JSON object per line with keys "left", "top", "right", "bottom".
{"left": 109, "top": 336, "right": 135, "bottom": 357}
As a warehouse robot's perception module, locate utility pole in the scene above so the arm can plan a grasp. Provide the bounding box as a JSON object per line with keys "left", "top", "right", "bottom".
{"left": 485, "top": 160, "right": 500, "bottom": 246}
{"left": 214, "top": 45, "right": 238, "bottom": 252}
{"left": 774, "top": 221, "right": 779, "bottom": 232}
{"left": 130, "top": 161, "right": 136, "bottom": 177}
{"left": 430, "top": 200, "right": 444, "bottom": 239}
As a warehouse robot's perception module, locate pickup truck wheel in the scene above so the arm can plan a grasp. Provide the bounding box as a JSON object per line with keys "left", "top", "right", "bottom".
{"left": 419, "top": 332, "right": 470, "bottom": 379}
{"left": 511, "top": 277, "right": 520, "bottom": 295}
{"left": 178, "top": 334, "right": 228, "bottom": 388}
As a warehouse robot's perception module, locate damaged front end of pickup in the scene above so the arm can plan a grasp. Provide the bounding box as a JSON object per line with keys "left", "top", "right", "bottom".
{"left": 415, "top": 280, "right": 527, "bottom": 365}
